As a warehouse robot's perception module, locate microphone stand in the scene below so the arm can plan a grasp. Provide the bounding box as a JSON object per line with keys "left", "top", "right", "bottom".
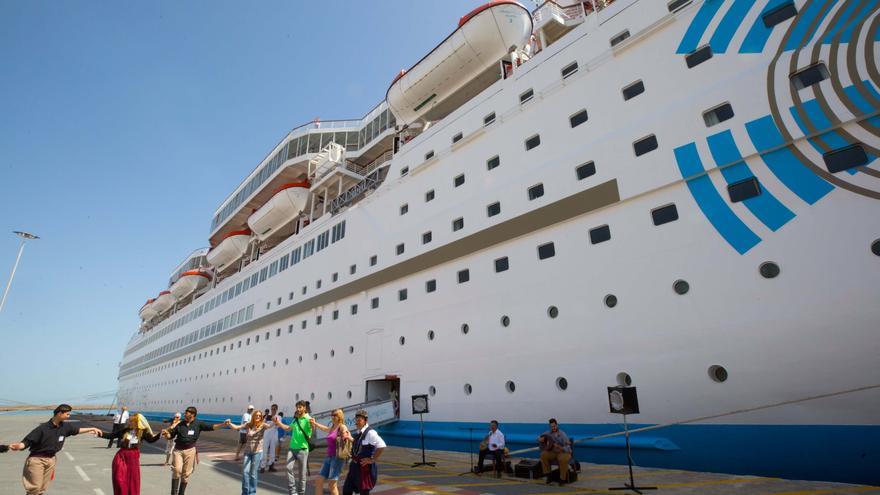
{"left": 457, "top": 427, "right": 481, "bottom": 476}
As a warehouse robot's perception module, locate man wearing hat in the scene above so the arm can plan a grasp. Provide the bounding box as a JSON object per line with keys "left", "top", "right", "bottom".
{"left": 342, "top": 409, "right": 386, "bottom": 495}
{"left": 235, "top": 405, "right": 254, "bottom": 461}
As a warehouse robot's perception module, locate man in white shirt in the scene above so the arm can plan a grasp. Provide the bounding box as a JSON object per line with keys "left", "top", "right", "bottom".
{"left": 234, "top": 405, "right": 254, "bottom": 461}
{"left": 342, "top": 409, "right": 386, "bottom": 495}
{"left": 107, "top": 406, "right": 129, "bottom": 448}
{"left": 476, "top": 420, "right": 505, "bottom": 478}
{"left": 260, "top": 406, "right": 279, "bottom": 473}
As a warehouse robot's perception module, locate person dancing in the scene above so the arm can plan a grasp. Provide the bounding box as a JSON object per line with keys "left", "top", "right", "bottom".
{"left": 226, "top": 410, "right": 275, "bottom": 495}
{"left": 102, "top": 412, "right": 162, "bottom": 495}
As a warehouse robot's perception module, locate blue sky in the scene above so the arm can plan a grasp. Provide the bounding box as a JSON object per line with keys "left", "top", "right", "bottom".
{"left": 0, "top": 0, "right": 486, "bottom": 405}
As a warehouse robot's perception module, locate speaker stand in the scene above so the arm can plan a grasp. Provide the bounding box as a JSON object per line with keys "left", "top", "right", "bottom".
{"left": 609, "top": 414, "right": 656, "bottom": 494}
{"left": 411, "top": 413, "right": 436, "bottom": 467}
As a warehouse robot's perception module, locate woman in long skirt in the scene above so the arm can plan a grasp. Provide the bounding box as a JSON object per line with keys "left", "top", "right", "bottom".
{"left": 103, "top": 413, "right": 161, "bottom": 495}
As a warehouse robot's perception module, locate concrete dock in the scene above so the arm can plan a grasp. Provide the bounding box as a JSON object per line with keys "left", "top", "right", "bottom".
{"left": 0, "top": 414, "right": 877, "bottom": 494}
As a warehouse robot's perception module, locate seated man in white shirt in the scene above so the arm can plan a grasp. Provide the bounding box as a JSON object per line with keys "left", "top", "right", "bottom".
{"left": 476, "top": 420, "right": 505, "bottom": 477}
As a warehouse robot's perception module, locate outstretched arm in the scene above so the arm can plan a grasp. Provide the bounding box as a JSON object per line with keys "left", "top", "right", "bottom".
{"left": 309, "top": 417, "right": 330, "bottom": 433}
{"left": 225, "top": 419, "right": 244, "bottom": 431}
{"left": 77, "top": 427, "right": 103, "bottom": 437}
{"left": 8, "top": 443, "right": 26, "bottom": 451}
{"left": 274, "top": 416, "right": 292, "bottom": 431}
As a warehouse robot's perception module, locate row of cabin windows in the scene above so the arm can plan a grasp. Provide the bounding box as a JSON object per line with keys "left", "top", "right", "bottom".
{"left": 133, "top": 200, "right": 689, "bottom": 374}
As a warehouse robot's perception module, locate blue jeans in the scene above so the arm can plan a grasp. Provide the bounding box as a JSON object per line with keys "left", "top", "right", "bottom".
{"left": 242, "top": 451, "right": 263, "bottom": 495}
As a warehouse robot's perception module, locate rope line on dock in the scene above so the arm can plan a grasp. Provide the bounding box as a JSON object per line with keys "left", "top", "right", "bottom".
{"left": 507, "top": 383, "right": 880, "bottom": 456}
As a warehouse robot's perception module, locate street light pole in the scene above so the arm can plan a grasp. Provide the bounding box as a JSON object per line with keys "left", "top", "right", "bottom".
{"left": 0, "top": 231, "right": 40, "bottom": 315}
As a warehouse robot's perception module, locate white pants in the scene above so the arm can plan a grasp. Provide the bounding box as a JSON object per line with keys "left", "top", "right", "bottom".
{"left": 261, "top": 435, "right": 279, "bottom": 468}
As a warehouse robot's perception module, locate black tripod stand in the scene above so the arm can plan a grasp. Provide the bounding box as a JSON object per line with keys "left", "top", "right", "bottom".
{"left": 457, "top": 426, "right": 482, "bottom": 476}
{"left": 609, "top": 413, "right": 656, "bottom": 494}
{"left": 411, "top": 412, "right": 436, "bottom": 467}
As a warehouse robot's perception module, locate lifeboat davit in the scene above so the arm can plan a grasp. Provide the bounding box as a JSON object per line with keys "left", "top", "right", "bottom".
{"left": 206, "top": 229, "right": 252, "bottom": 271}
{"left": 152, "top": 290, "right": 176, "bottom": 315}
{"left": 139, "top": 298, "right": 158, "bottom": 321}
{"left": 169, "top": 269, "right": 212, "bottom": 299}
{"left": 386, "top": 1, "right": 532, "bottom": 125}
{"left": 247, "top": 181, "right": 310, "bottom": 241}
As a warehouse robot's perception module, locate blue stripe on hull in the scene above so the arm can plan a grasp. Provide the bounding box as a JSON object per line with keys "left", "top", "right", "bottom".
{"left": 707, "top": 130, "right": 795, "bottom": 231}
{"left": 740, "top": 0, "right": 792, "bottom": 53}
{"left": 710, "top": 0, "right": 756, "bottom": 53}
{"left": 379, "top": 421, "right": 880, "bottom": 486}
{"left": 677, "top": 0, "right": 726, "bottom": 54}
{"left": 744, "top": 116, "right": 834, "bottom": 204}
{"left": 674, "top": 143, "right": 761, "bottom": 254}
{"left": 784, "top": 0, "right": 836, "bottom": 51}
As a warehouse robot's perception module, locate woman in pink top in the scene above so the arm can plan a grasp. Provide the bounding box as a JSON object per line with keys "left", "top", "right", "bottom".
{"left": 310, "top": 409, "right": 350, "bottom": 495}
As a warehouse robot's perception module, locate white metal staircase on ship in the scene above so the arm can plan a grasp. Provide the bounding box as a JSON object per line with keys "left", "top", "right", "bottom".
{"left": 304, "top": 398, "right": 399, "bottom": 440}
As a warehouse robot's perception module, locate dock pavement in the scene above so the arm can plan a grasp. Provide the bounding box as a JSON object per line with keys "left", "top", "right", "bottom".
{"left": 0, "top": 414, "right": 877, "bottom": 495}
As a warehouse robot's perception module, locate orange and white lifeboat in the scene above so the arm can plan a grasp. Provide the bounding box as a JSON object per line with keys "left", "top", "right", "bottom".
{"left": 247, "top": 181, "right": 310, "bottom": 241}
{"left": 206, "top": 229, "right": 252, "bottom": 271}
{"left": 169, "top": 269, "right": 212, "bottom": 300}
{"left": 152, "top": 290, "right": 176, "bottom": 315}
{"left": 139, "top": 298, "right": 158, "bottom": 321}
{"left": 386, "top": 0, "right": 532, "bottom": 125}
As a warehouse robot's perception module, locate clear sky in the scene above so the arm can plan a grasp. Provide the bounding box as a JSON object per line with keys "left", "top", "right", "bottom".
{"left": 0, "top": 0, "right": 488, "bottom": 405}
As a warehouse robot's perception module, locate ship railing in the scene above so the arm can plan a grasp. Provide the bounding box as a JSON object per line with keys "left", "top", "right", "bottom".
{"left": 329, "top": 154, "right": 392, "bottom": 215}
{"left": 292, "top": 399, "right": 399, "bottom": 440}
{"left": 532, "top": 0, "right": 616, "bottom": 26}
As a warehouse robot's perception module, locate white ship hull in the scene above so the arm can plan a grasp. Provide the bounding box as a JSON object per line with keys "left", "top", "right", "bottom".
{"left": 118, "top": 0, "right": 880, "bottom": 484}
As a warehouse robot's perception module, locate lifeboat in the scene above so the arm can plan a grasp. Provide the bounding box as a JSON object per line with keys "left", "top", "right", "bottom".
{"left": 139, "top": 298, "right": 158, "bottom": 321}
{"left": 152, "top": 290, "right": 176, "bottom": 315}
{"left": 206, "top": 229, "right": 252, "bottom": 270}
{"left": 247, "top": 181, "right": 310, "bottom": 241}
{"left": 386, "top": 0, "right": 532, "bottom": 125}
{"left": 169, "top": 269, "right": 212, "bottom": 299}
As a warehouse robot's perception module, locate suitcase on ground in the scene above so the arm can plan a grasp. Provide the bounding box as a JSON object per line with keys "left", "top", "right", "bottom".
{"left": 514, "top": 459, "right": 543, "bottom": 479}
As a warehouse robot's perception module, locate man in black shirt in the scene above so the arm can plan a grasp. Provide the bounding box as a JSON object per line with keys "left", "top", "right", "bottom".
{"left": 8, "top": 404, "right": 103, "bottom": 495}
{"left": 161, "top": 406, "right": 226, "bottom": 495}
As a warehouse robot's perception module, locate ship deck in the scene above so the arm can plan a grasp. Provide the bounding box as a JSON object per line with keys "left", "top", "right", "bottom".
{"left": 0, "top": 414, "right": 877, "bottom": 494}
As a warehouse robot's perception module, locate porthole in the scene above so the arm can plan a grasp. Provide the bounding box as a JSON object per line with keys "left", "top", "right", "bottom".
{"left": 464, "top": 383, "right": 473, "bottom": 395}
{"left": 313, "top": 353, "right": 318, "bottom": 360}
{"left": 330, "top": 350, "right": 335, "bottom": 357}
{"left": 505, "top": 381, "right": 516, "bottom": 393}
{"left": 605, "top": 294, "right": 618, "bottom": 308}
{"left": 500, "top": 315, "right": 510, "bottom": 327}
{"left": 327, "top": 392, "right": 333, "bottom": 400}
{"left": 298, "top": 356, "right": 303, "bottom": 363}
{"left": 399, "top": 336, "right": 406, "bottom": 346}
{"left": 616, "top": 372, "right": 633, "bottom": 386}
{"left": 429, "top": 386, "right": 437, "bottom": 396}
{"left": 310, "top": 392, "right": 315, "bottom": 400}
{"left": 427, "top": 330, "right": 435, "bottom": 341}
{"left": 556, "top": 377, "right": 568, "bottom": 391}
{"left": 673, "top": 279, "right": 690, "bottom": 295}
{"left": 872, "top": 239, "right": 880, "bottom": 256}
{"left": 461, "top": 323, "right": 470, "bottom": 335}
{"left": 547, "top": 306, "right": 559, "bottom": 318}
{"left": 285, "top": 358, "right": 289, "bottom": 365}
{"left": 349, "top": 346, "right": 355, "bottom": 354}
{"left": 759, "top": 262, "right": 780, "bottom": 279}
{"left": 708, "top": 365, "right": 728, "bottom": 383}
{"left": 347, "top": 390, "right": 352, "bottom": 399}
{"left": 272, "top": 360, "right": 277, "bottom": 367}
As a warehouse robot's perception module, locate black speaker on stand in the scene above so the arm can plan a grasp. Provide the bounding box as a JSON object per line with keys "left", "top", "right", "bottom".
{"left": 411, "top": 394, "right": 436, "bottom": 467}
{"left": 607, "top": 386, "right": 656, "bottom": 494}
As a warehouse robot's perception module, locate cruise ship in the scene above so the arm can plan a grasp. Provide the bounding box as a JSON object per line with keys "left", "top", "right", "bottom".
{"left": 118, "top": 0, "right": 880, "bottom": 485}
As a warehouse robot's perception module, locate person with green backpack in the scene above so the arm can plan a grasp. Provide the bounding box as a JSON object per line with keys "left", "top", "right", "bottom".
{"left": 274, "top": 400, "right": 313, "bottom": 495}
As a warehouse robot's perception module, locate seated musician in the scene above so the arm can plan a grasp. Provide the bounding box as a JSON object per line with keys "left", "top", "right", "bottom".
{"left": 538, "top": 418, "right": 572, "bottom": 486}
{"left": 475, "top": 420, "right": 505, "bottom": 477}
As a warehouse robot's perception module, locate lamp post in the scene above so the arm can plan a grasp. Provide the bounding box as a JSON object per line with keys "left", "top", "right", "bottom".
{"left": 0, "top": 231, "right": 40, "bottom": 315}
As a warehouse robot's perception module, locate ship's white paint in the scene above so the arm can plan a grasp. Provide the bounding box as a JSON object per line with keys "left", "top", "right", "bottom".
{"left": 118, "top": 0, "right": 880, "bottom": 482}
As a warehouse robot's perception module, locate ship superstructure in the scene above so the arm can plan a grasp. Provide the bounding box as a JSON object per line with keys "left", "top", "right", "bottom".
{"left": 119, "top": 0, "right": 880, "bottom": 484}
